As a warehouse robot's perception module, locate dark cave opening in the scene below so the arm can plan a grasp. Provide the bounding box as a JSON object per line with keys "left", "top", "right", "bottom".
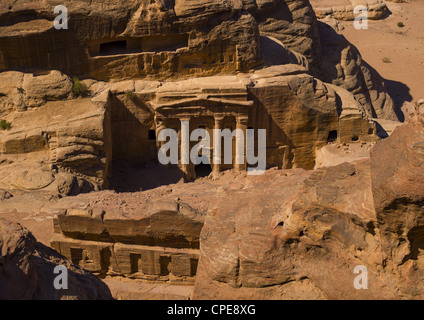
{"left": 195, "top": 163, "right": 212, "bottom": 179}
{"left": 327, "top": 130, "right": 338, "bottom": 143}
{"left": 99, "top": 40, "right": 128, "bottom": 56}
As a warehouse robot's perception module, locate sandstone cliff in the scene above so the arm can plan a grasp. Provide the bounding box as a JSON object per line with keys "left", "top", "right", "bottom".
{"left": 0, "top": 0, "right": 397, "bottom": 121}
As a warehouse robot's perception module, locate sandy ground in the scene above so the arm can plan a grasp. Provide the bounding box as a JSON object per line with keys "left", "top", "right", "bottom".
{"left": 315, "top": 141, "right": 373, "bottom": 168}
{"left": 339, "top": 0, "right": 424, "bottom": 116}
{"left": 103, "top": 277, "right": 194, "bottom": 300}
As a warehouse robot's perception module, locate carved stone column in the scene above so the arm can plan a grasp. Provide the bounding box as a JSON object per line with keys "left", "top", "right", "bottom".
{"left": 235, "top": 116, "right": 248, "bottom": 171}
{"left": 180, "top": 117, "right": 195, "bottom": 181}
{"left": 212, "top": 116, "right": 224, "bottom": 179}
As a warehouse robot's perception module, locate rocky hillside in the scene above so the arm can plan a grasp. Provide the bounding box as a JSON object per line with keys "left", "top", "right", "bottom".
{"left": 1, "top": 0, "right": 421, "bottom": 300}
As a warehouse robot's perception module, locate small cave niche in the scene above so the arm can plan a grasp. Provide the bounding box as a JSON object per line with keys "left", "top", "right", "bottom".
{"left": 190, "top": 258, "right": 199, "bottom": 277}
{"left": 402, "top": 226, "right": 424, "bottom": 263}
{"left": 130, "top": 253, "right": 142, "bottom": 274}
{"left": 148, "top": 130, "right": 156, "bottom": 141}
{"left": 195, "top": 163, "right": 212, "bottom": 178}
{"left": 160, "top": 256, "right": 171, "bottom": 276}
{"left": 99, "top": 40, "right": 128, "bottom": 56}
{"left": 351, "top": 136, "right": 359, "bottom": 142}
{"left": 327, "top": 130, "right": 338, "bottom": 143}
{"left": 89, "top": 34, "right": 189, "bottom": 57}
{"left": 100, "top": 248, "right": 112, "bottom": 273}
{"left": 70, "top": 248, "right": 83, "bottom": 266}
{"left": 367, "top": 221, "right": 376, "bottom": 236}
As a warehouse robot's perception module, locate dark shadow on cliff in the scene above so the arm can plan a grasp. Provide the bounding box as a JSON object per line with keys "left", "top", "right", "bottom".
{"left": 107, "top": 94, "right": 185, "bottom": 192}
{"left": 316, "top": 21, "right": 375, "bottom": 116}
{"left": 260, "top": 36, "right": 304, "bottom": 66}
{"left": 374, "top": 121, "right": 389, "bottom": 139}
{"left": 361, "top": 60, "right": 412, "bottom": 123}
{"left": 316, "top": 21, "right": 408, "bottom": 121}
{"left": 109, "top": 161, "right": 185, "bottom": 193}
{"left": 383, "top": 5, "right": 393, "bottom": 19}
{"left": 383, "top": 78, "right": 412, "bottom": 122}
{"left": 33, "top": 242, "right": 113, "bottom": 299}
{"left": 253, "top": 0, "right": 293, "bottom": 22}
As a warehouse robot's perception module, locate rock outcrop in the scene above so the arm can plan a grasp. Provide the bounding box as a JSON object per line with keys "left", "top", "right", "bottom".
{"left": 0, "top": 0, "right": 397, "bottom": 121}
{"left": 192, "top": 112, "right": 424, "bottom": 299}
{"left": 371, "top": 113, "right": 424, "bottom": 296}
{"left": 42, "top": 112, "right": 424, "bottom": 299}
{"left": 311, "top": 0, "right": 388, "bottom": 21}
{"left": 0, "top": 0, "right": 401, "bottom": 192}
{"left": 0, "top": 90, "right": 108, "bottom": 194}
{"left": 0, "top": 218, "right": 112, "bottom": 300}
{"left": 316, "top": 21, "right": 397, "bottom": 120}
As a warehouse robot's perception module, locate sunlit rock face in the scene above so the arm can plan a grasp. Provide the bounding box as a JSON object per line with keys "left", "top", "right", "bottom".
{"left": 0, "top": 0, "right": 397, "bottom": 194}
{"left": 0, "top": 0, "right": 321, "bottom": 80}
{"left": 193, "top": 113, "right": 424, "bottom": 300}
{"left": 0, "top": 0, "right": 397, "bottom": 121}
{"left": 0, "top": 0, "right": 418, "bottom": 301}
{"left": 0, "top": 0, "right": 263, "bottom": 80}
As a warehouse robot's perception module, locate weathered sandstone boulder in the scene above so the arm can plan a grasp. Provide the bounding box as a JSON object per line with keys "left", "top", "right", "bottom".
{"left": 0, "top": 96, "right": 108, "bottom": 193}
{"left": 0, "top": 70, "right": 73, "bottom": 112}
{"left": 371, "top": 113, "right": 424, "bottom": 296}
{"left": 193, "top": 162, "right": 392, "bottom": 299}
{"left": 0, "top": 218, "right": 112, "bottom": 300}
{"left": 311, "top": 0, "right": 388, "bottom": 21}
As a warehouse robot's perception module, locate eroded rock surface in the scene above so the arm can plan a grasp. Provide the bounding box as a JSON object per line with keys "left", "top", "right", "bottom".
{"left": 0, "top": 0, "right": 396, "bottom": 121}
{"left": 0, "top": 0, "right": 401, "bottom": 196}
{"left": 1, "top": 112, "right": 423, "bottom": 300}
{"left": 0, "top": 218, "right": 112, "bottom": 300}
{"left": 193, "top": 112, "right": 424, "bottom": 299}
{"left": 371, "top": 114, "right": 424, "bottom": 296}
{"left": 310, "top": 0, "right": 389, "bottom": 21}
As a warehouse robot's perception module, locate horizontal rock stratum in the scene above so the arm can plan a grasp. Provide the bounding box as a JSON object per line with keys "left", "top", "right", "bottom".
{"left": 311, "top": 0, "right": 389, "bottom": 20}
